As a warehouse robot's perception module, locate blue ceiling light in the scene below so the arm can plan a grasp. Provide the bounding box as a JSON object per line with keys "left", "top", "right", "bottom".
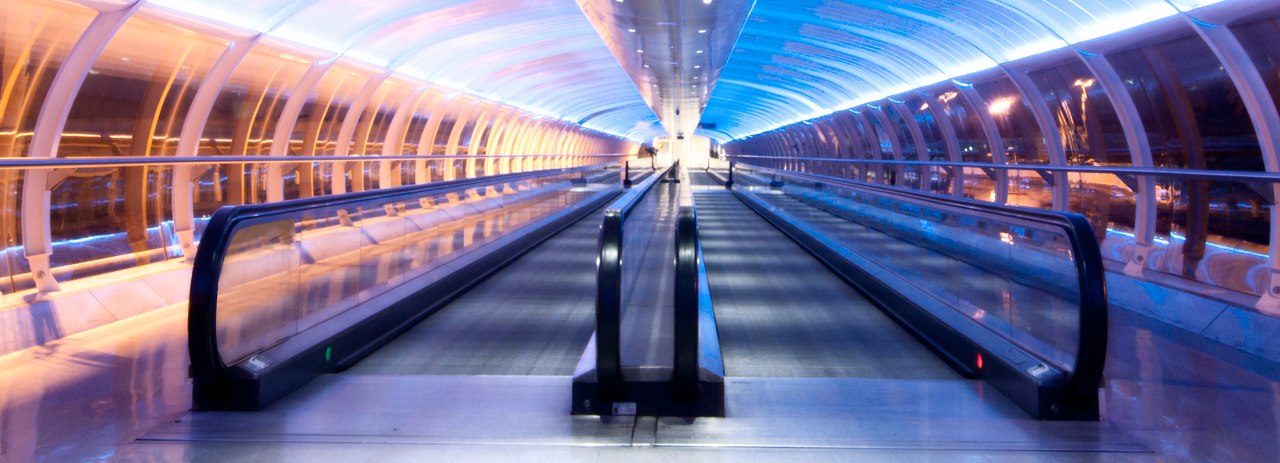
{"left": 699, "top": 0, "right": 1188, "bottom": 142}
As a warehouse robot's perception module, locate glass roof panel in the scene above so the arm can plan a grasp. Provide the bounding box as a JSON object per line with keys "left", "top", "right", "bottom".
{"left": 701, "top": 0, "right": 1187, "bottom": 141}
{"left": 146, "top": 0, "right": 659, "bottom": 140}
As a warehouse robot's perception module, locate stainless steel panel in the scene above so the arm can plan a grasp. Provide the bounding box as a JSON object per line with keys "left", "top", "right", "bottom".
{"left": 655, "top": 377, "right": 1147, "bottom": 453}
{"left": 142, "top": 375, "right": 634, "bottom": 446}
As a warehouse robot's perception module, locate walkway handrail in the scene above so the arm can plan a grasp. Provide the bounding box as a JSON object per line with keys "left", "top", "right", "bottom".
{"left": 727, "top": 153, "right": 1280, "bottom": 182}
{"left": 737, "top": 163, "right": 1107, "bottom": 417}
{"left": 673, "top": 204, "right": 700, "bottom": 395}
{"left": 189, "top": 164, "right": 610, "bottom": 409}
{"left": 0, "top": 153, "right": 631, "bottom": 170}
{"left": 595, "top": 161, "right": 678, "bottom": 394}
{"left": 673, "top": 163, "right": 702, "bottom": 395}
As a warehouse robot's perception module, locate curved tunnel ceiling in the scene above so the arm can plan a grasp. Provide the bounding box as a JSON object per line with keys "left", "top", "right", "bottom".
{"left": 127, "top": 0, "right": 1235, "bottom": 144}
{"left": 697, "top": 0, "right": 1226, "bottom": 142}
{"left": 147, "top": 0, "right": 666, "bottom": 141}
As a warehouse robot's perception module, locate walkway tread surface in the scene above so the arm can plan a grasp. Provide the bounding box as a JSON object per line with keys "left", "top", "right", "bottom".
{"left": 689, "top": 173, "right": 954, "bottom": 379}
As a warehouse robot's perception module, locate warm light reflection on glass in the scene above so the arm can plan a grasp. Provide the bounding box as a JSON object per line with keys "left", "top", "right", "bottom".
{"left": 987, "top": 97, "right": 1015, "bottom": 115}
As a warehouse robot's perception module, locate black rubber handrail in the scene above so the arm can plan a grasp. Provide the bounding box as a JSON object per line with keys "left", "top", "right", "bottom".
{"left": 734, "top": 163, "right": 1107, "bottom": 413}
{"left": 189, "top": 164, "right": 611, "bottom": 404}
{"left": 595, "top": 161, "right": 677, "bottom": 394}
{"left": 672, "top": 205, "right": 699, "bottom": 396}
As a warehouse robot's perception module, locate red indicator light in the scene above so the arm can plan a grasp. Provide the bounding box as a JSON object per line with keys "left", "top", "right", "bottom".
{"left": 976, "top": 353, "right": 984, "bottom": 370}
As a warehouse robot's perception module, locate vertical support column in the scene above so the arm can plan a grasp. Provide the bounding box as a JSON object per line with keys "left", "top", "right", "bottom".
{"left": 502, "top": 116, "right": 534, "bottom": 172}
{"left": 834, "top": 111, "right": 866, "bottom": 181}
{"left": 1191, "top": 19, "right": 1280, "bottom": 312}
{"left": 126, "top": 71, "right": 181, "bottom": 262}
{"left": 535, "top": 125, "right": 556, "bottom": 169}
{"left": 812, "top": 121, "right": 835, "bottom": 176}
{"left": 378, "top": 86, "right": 428, "bottom": 188}
{"left": 805, "top": 124, "right": 823, "bottom": 173}
{"left": 518, "top": 119, "right": 546, "bottom": 170}
{"left": 868, "top": 106, "right": 906, "bottom": 187}
{"left": 21, "top": 2, "right": 140, "bottom": 292}
{"left": 1003, "top": 65, "right": 1070, "bottom": 210}
{"left": 1142, "top": 46, "right": 1207, "bottom": 278}
{"left": 347, "top": 85, "right": 392, "bottom": 194}
{"left": 890, "top": 101, "right": 929, "bottom": 190}
{"left": 443, "top": 101, "right": 476, "bottom": 181}
{"left": 541, "top": 124, "right": 561, "bottom": 169}
{"left": 828, "top": 114, "right": 853, "bottom": 179}
{"left": 853, "top": 110, "right": 887, "bottom": 185}
{"left": 924, "top": 92, "right": 966, "bottom": 197}
{"left": 1079, "top": 52, "right": 1157, "bottom": 277}
{"left": 501, "top": 115, "right": 528, "bottom": 155}
{"left": 267, "top": 58, "right": 336, "bottom": 202}
{"left": 483, "top": 106, "right": 514, "bottom": 175}
{"left": 414, "top": 92, "right": 457, "bottom": 184}
{"left": 553, "top": 126, "right": 572, "bottom": 166}
{"left": 571, "top": 131, "right": 585, "bottom": 156}
{"left": 173, "top": 35, "right": 260, "bottom": 260}
{"left": 552, "top": 125, "right": 573, "bottom": 154}
{"left": 466, "top": 103, "right": 498, "bottom": 178}
{"left": 955, "top": 84, "right": 1008, "bottom": 204}
{"left": 494, "top": 116, "right": 518, "bottom": 174}
{"left": 297, "top": 79, "right": 343, "bottom": 198}
{"left": 550, "top": 126, "right": 568, "bottom": 167}
{"left": 331, "top": 73, "right": 390, "bottom": 194}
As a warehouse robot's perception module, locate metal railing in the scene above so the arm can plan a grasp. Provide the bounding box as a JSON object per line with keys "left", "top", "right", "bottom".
{"left": 726, "top": 154, "right": 1280, "bottom": 181}
{"left": 726, "top": 153, "right": 1279, "bottom": 312}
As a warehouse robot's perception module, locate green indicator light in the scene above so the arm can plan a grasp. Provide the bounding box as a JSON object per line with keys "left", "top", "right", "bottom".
{"left": 325, "top": 346, "right": 332, "bottom": 362}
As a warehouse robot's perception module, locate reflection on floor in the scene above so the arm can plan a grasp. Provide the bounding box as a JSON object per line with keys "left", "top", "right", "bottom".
{"left": 119, "top": 375, "right": 1146, "bottom": 461}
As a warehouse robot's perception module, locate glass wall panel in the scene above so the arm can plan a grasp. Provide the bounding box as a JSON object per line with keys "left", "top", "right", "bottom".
{"left": 884, "top": 104, "right": 918, "bottom": 159}
{"left": 1234, "top": 17, "right": 1280, "bottom": 133}
{"left": 429, "top": 103, "right": 459, "bottom": 180}
{"left": 1107, "top": 32, "right": 1268, "bottom": 282}
{"left": 936, "top": 86, "right": 996, "bottom": 200}
{"left": 847, "top": 112, "right": 878, "bottom": 182}
{"left": 297, "top": 64, "right": 364, "bottom": 197}
{"left": 199, "top": 45, "right": 312, "bottom": 209}
{"left": 350, "top": 82, "right": 406, "bottom": 190}
{"left": 1231, "top": 16, "right": 1280, "bottom": 288}
{"left": 0, "top": 0, "right": 95, "bottom": 291}
{"left": 864, "top": 107, "right": 895, "bottom": 159}
{"left": 51, "top": 14, "right": 229, "bottom": 277}
{"left": 1028, "top": 61, "right": 1129, "bottom": 166}
{"left": 1029, "top": 60, "right": 1134, "bottom": 236}
{"left": 1006, "top": 170, "right": 1054, "bottom": 209}
{"left": 935, "top": 87, "right": 989, "bottom": 162}
{"left": 975, "top": 77, "right": 1049, "bottom": 165}
{"left": 905, "top": 96, "right": 945, "bottom": 160}
{"left": 0, "top": 0, "right": 94, "bottom": 158}
{"left": 905, "top": 96, "right": 952, "bottom": 195}
{"left": 884, "top": 104, "right": 921, "bottom": 188}
{"left": 975, "top": 77, "right": 1052, "bottom": 208}
{"left": 400, "top": 105, "right": 431, "bottom": 185}
{"left": 455, "top": 112, "right": 478, "bottom": 179}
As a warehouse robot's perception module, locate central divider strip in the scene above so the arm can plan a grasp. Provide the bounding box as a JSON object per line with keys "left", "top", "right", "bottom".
{"left": 595, "top": 162, "right": 676, "bottom": 394}
{"left": 575, "top": 160, "right": 725, "bottom": 417}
